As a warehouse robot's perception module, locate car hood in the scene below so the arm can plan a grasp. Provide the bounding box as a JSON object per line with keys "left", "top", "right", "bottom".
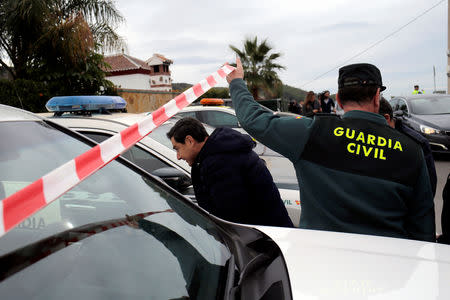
{"left": 254, "top": 226, "right": 450, "bottom": 299}
{"left": 411, "top": 114, "right": 450, "bottom": 130}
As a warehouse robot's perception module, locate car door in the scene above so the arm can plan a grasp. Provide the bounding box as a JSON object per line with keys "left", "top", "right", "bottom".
{"left": 79, "top": 131, "right": 195, "bottom": 199}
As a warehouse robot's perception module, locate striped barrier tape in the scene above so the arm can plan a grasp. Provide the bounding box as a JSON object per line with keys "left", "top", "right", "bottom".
{"left": 0, "top": 65, "right": 235, "bottom": 238}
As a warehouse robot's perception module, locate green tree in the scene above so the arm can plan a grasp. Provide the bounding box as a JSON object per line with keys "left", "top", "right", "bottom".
{"left": 0, "top": 0, "right": 124, "bottom": 96}
{"left": 229, "top": 37, "right": 285, "bottom": 99}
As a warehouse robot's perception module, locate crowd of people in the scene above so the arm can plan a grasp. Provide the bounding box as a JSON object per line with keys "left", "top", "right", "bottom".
{"left": 288, "top": 90, "right": 336, "bottom": 117}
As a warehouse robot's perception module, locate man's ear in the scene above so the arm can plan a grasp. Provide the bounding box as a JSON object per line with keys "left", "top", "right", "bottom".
{"left": 336, "top": 93, "right": 343, "bottom": 109}
{"left": 373, "top": 88, "right": 381, "bottom": 113}
{"left": 185, "top": 135, "right": 194, "bottom": 145}
{"left": 382, "top": 113, "right": 390, "bottom": 122}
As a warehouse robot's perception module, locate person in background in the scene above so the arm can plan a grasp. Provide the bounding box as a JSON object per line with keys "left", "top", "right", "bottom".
{"left": 166, "top": 117, "right": 294, "bottom": 228}
{"left": 302, "top": 91, "right": 320, "bottom": 117}
{"left": 378, "top": 98, "right": 437, "bottom": 197}
{"left": 320, "top": 90, "right": 336, "bottom": 114}
{"left": 413, "top": 85, "right": 424, "bottom": 95}
{"left": 288, "top": 100, "right": 301, "bottom": 114}
{"left": 226, "top": 58, "right": 435, "bottom": 242}
{"left": 288, "top": 100, "right": 296, "bottom": 113}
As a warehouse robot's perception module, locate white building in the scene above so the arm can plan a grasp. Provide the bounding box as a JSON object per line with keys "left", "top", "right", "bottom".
{"left": 103, "top": 53, "right": 173, "bottom": 91}
{"left": 146, "top": 54, "right": 173, "bottom": 92}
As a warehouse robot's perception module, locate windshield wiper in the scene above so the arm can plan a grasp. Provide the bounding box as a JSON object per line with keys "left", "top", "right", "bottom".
{"left": 0, "top": 209, "right": 172, "bottom": 281}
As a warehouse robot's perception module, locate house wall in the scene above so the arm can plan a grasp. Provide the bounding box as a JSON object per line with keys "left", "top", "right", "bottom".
{"left": 117, "top": 89, "right": 180, "bottom": 113}
{"left": 106, "top": 74, "right": 151, "bottom": 90}
{"left": 150, "top": 74, "right": 172, "bottom": 91}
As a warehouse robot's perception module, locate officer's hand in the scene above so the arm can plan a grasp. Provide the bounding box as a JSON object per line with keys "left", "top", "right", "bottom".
{"left": 226, "top": 56, "right": 244, "bottom": 83}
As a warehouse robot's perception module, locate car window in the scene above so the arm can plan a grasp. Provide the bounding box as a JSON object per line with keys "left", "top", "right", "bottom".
{"left": 149, "top": 122, "right": 215, "bottom": 149}
{"left": 176, "top": 111, "right": 197, "bottom": 119}
{"left": 0, "top": 120, "right": 231, "bottom": 299}
{"left": 198, "top": 111, "right": 239, "bottom": 128}
{"left": 149, "top": 123, "right": 178, "bottom": 149}
{"left": 388, "top": 99, "right": 399, "bottom": 111}
{"left": 82, "top": 131, "right": 171, "bottom": 174}
{"left": 398, "top": 99, "right": 408, "bottom": 114}
{"left": 409, "top": 96, "right": 450, "bottom": 115}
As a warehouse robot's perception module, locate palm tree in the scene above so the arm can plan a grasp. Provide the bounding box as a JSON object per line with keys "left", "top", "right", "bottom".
{"left": 0, "top": 0, "right": 125, "bottom": 80}
{"left": 229, "top": 37, "right": 285, "bottom": 99}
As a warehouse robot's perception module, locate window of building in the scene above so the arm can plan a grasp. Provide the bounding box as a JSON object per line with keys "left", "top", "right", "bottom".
{"left": 154, "top": 65, "right": 160, "bottom": 73}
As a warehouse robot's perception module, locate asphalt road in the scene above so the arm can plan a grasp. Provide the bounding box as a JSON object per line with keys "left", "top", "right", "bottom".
{"left": 433, "top": 155, "right": 450, "bottom": 235}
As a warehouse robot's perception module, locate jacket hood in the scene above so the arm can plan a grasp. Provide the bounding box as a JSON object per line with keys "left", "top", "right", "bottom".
{"left": 198, "top": 128, "right": 254, "bottom": 159}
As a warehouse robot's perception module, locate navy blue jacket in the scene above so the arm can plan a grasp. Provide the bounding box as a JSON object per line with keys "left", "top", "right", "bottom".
{"left": 191, "top": 128, "right": 293, "bottom": 227}
{"left": 395, "top": 119, "right": 437, "bottom": 197}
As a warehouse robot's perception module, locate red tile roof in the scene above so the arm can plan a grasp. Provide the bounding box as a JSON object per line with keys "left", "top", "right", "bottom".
{"left": 154, "top": 53, "right": 173, "bottom": 64}
{"left": 103, "top": 54, "right": 152, "bottom": 72}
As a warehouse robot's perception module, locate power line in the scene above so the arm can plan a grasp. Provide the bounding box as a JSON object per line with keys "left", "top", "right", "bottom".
{"left": 299, "top": 0, "right": 446, "bottom": 89}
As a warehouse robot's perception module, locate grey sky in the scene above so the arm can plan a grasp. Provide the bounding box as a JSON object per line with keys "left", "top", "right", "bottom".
{"left": 113, "top": 0, "right": 447, "bottom": 99}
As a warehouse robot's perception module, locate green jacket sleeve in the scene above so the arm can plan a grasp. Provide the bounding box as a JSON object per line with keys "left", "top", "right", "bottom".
{"left": 229, "top": 78, "right": 314, "bottom": 162}
{"left": 406, "top": 156, "right": 436, "bottom": 242}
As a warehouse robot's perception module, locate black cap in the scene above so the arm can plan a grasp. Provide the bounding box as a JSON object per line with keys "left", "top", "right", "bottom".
{"left": 338, "top": 63, "right": 386, "bottom": 91}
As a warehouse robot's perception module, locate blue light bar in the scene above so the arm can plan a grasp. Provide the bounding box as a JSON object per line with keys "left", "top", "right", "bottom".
{"left": 46, "top": 96, "right": 127, "bottom": 112}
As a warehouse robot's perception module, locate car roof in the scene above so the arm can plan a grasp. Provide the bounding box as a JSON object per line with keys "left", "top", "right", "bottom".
{"left": 0, "top": 104, "right": 43, "bottom": 122}
{"left": 393, "top": 94, "right": 450, "bottom": 100}
{"left": 178, "top": 105, "right": 236, "bottom": 113}
{"left": 256, "top": 225, "right": 450, "bottom": 299}
{"left": 45, "top": 114, "right": 191, "bottom": 173}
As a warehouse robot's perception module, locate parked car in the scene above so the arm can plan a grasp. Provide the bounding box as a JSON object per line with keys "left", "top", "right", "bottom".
{"left": 0, "top": 104, "right": 293, "bottom": 299}
{"left": 389, "top": 95, "right": 450, "bottom": 153}
{"left": 2, "top": 104, "right": 450, "bottom": 299}
{"left": 47, "top": 114, "right": 301, "bottom": 226}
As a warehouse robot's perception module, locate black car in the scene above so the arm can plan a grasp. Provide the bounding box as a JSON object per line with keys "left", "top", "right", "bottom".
{"left": 389, "top": 95, "right": 450, "bottom": 153}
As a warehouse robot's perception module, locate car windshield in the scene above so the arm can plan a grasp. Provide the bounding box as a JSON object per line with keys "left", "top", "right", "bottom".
{"left": 0, "top": 120, "right": 231, "bottom": 299}
{"left": 409, "top": 96, "right": 450, "bottom": 115}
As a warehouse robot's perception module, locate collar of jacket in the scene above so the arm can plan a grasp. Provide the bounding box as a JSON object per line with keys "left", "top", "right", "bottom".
{"left": 342, "top": 110, "right": 388, "bottom": 126}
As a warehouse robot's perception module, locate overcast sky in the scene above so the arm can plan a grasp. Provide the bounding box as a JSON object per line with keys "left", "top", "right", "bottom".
{"left": 113, "top": 0, "right": 447, "bottom": 99}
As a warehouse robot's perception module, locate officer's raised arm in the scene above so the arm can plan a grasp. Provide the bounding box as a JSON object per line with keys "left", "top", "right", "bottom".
{"left": 226, "top": 57, "right": 313, "bottom": 161}
{"left": 226, "top": 57, "right": 244, "bottom": 83}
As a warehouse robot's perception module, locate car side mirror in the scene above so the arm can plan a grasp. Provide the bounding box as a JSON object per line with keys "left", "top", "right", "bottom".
{"left": 151, "top": 167, "right": 192, "bottom": 192}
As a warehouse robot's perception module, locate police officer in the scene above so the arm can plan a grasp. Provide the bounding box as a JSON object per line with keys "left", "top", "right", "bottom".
{"left": 227, "top": 59, "right": 435, "bottom": 242}
{"left": 413, "top": 84, "right": 424, "bottom": 95}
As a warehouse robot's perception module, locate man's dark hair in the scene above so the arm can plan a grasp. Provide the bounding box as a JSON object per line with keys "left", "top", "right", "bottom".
{"left": 378, "top": 97, "right": 393, "bottom": 119}
{"left": 167, "top": 117, "right": 209, "bottom": 143}
{"left": 337, "top": 85, "right": 378, "bottom": 106}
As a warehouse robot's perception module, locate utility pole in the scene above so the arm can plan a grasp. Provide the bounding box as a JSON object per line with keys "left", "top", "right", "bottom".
{"left": 434, "top": 65, "right": 437, "bottom": 93}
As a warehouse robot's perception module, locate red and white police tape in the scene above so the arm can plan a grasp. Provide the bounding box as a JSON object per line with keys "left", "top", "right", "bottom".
{"left": 0, "top": 65, "right": 235, "bottom": 237}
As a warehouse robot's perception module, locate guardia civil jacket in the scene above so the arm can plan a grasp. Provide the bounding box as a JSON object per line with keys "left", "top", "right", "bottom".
{"left": 229, "top": 78, "right": 435, "bottom": 242}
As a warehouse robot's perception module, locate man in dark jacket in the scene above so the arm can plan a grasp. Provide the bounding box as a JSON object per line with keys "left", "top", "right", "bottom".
{"left": 378, "top": 98, "right": 437, "bottom": 197}
{"left": 166, "top": 117, "right": 293, "bottom": 228}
